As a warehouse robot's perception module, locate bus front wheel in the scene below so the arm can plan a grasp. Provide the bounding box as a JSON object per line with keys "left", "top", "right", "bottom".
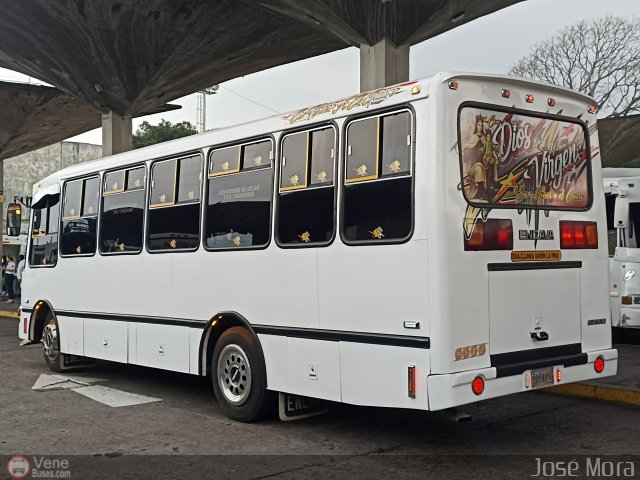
{"left": 211, "top": 326, "right": 275, "bottom": 422}
{"left": 42, "top": 314, "right": 62, "bottom": 373}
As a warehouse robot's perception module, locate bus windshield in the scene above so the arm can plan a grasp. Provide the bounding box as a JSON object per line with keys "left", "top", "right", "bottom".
{"left": 458, "top": 105, "right": 591, "bottom": 210}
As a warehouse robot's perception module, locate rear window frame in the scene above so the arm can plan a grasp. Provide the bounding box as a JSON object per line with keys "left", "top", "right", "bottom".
{"left": 456, "top": 101, "right": 594, "bottom": 212}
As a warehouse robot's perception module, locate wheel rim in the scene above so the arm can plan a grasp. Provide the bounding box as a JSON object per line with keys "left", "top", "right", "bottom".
{"left": 43, "top": 320, "right": 59, "bottom": 361}
{"left": 217, "top": 344, "right": 252, "bottom": 406}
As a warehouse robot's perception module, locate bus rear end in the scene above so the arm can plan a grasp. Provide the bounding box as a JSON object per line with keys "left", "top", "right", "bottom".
{"left": 426, "top": 73, "right": 617, "bottom": 410}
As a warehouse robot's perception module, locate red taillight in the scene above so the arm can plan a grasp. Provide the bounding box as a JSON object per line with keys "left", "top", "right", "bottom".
{"left": 464, "top": 219, "right": 513, "bottom": 251}
{"left": 501, "top": 89, "right": 510, "bottom": 98}
{"left": 555, "top": 368, "right": 562, "bottom": 382}
{"left": 594, "top": 356, "right": 605, "bottom": 374}
{"left": 448, "top": 80, "right": 459, "bottom": 90}
{"left": 525, "top": 94, "right": 534, "bottom": 103}
{"left": 471, "top": 375, "right": 485, "bottom": 396}
{"left": 23, "top": 318, "right": 28, "bottom": 334}
{"left": 547, "top": 98, "right": 556, "bottom": 107}
{"left": 559, "top": 221, "right": 598, "bottom": 249}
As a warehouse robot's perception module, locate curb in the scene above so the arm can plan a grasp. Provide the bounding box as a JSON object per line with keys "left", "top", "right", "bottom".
{"left": 545, "top": 383, "right": 640, "bottom": 407}
{"left": 0, "top": 310, "right": 19, "bottom": 319}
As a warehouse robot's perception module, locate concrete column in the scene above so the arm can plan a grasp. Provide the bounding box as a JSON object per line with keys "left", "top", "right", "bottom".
{"left": 101, "top": 111, "right": 133, "bottom": 156}
{"left": 359, "top": 39, "right": 409, "bottom": 92}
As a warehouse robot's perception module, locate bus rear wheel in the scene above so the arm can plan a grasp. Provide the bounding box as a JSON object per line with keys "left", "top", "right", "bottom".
{"left": 42, "top": 314, "right": 62, "bottom": 373}
{"left": 211, "top": 326, "right": 275, "bottom": 422}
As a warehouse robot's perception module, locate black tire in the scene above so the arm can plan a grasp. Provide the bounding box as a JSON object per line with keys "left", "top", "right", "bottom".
{"left": 211, "top": 326, "right": 275, "bottom": 422}
{"left": 42, "top": 313, "right": 62, "bottom": 373}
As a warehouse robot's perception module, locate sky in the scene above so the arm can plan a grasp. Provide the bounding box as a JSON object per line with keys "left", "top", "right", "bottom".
{"left": 0, "top": 0, "right": 638, "bottom": 146}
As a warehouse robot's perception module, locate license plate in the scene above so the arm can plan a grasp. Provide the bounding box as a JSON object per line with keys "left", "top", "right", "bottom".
{"left": 530, "top": 366, "right": 554, "bottom": 388}
{"left": 278, "top": 393, "right": 328, "bottom": 421}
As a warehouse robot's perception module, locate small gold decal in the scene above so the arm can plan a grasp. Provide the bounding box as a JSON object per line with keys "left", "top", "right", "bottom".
{"left": 289, "top": 174, "right": 299, "bottom": 186}
{"left": 75, "top": 246, "right": 82, "bottom": 254}
{"left": 112, "top": 182, "right": 119, "bottom": 191}
{"left": 369, "top": 226, "right": 384, "bottom": 239}
{"left": 159, "top": 194, "right": 166, "bottom": 203}
{"left": 232, "top": 235, "right": 241, "bottom": 247}
{"left": 134, "top": 179, "right": 141, "bottom": 188}
{"left": 355, "top": 164, "right": 368, "bottom": 177}
{"left": 298, "top": 231, "right": 311, "bottom": 243}
{"left": 118, "top": 243, "right": 125, "bottom": 252}
{"left": 187, "top": 191, "right": 195, "bottom": 200}
{"left": 387, "top": 160, "right": 401, "bottom": 173}
{"left": 88, "top": 206, "right": 94, "bottom": 214}
{"left": 253, "top": 155, "right": 263, "bottom": 166}
{"left": 454, "top": 343, "right": 487, "bottom": 361}
{"left": 221, "top": 161, "right": 230, "bottom": 172}
{"left": 315, "top": 171, "right": 327, "bottom": 182}
{"left": 169, "top": 239, "right": 177, "bottom": 249}
{"left": 42, "top": 258, "right": 47, "bottom": 265}
{"left": 70, "top": 208, "right": 76, "bottom": 216}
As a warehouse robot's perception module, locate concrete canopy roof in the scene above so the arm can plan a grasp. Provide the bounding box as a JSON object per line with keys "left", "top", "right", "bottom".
{"left": 0, "top": 0, "right": 522, "bottom": 116}
{"left": 0, "top": 81, "right": 179, "bottom": 161}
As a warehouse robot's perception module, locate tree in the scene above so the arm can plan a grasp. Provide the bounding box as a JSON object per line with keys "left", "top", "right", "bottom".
{"left": 132, "top": 119, "right": 198, "bottom": 149}
{"left": 509, "top": 16, "right": 640, "bottom": 117}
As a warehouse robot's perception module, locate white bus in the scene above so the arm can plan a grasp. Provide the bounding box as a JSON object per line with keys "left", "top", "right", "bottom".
{"left": 16, "top": 73, "right": 617, "bottom": 422}
{"left": 603, "top": 168, "right": 640, "bottom": 332}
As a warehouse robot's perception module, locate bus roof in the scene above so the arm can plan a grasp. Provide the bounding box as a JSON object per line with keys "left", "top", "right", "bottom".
{"left": 32, "top": 71, "right": 597, "bottom": 195}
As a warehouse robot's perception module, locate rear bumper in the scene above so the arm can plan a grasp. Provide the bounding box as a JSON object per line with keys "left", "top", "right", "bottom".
{"left": 427, "top": 348, "right": 618, "bottom": 411}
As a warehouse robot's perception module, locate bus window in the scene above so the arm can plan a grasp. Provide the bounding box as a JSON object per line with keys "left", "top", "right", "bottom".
{"left": 29, "top": 195, "right": 59, "bottom": 266}
{"left": 342, "top": 110, "right": 413, "bottom": 243}
{"left": 147, "top": 155, "right": 202, "bottom": 251}
{"left": 60, "top": 177, "right": 98, "bottom": 256}
{"left": 205, "top": 139, "right": 273, "bottom": 249}
{"left": 277, "top": 126, "right": 336, "bottom": 246}
{"left": 100, "top": 166, "right": 146, "bottom": 254}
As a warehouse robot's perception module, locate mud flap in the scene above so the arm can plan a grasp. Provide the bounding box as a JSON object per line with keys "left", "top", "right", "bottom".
{"left": 278, "top": 392, "right": 328, "bottom": 421}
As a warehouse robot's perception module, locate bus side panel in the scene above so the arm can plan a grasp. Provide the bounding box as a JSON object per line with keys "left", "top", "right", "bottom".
{"left": 317, "top": 240, "right": 429, "bottom": 337}
{"left": 57, "top": 315, "right": 84, "bottom": 356}
{"left": 340, "top": 342, "right": 429, "bottom": 409}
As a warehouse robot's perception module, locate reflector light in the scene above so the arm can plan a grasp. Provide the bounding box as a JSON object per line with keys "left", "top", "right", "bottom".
{"left": 526, "top": 94, "right": 534, "bottom": 103}
{"left": 559, "top": 221, "right": 598, "bottom": 249}
{"left": 408, "top": 365, "right": 416, "bottom": 398}
{"left": 471, "top": 375, "right": 485, "bottom": 396}
{"left": 448, "top": 80, "right": 459, "bottom": 90}
{"left": 555, "top": 369, "right": 562, "bottom": 382}
{"left": 501, "top": 89, "right": 510, "bottom": 98}
{"left": 622, "top": 296, "right": 632, "bottom": 305}
{"left": 547, "top": 98, "right": 556, "bottom": 107}
{"left": 588, "top": 105, "right": 597, "bottom": 114}
{"left": 464, "top": 219, "right": 513, "bottom": 251}
{"left": 410, "top": 85, "right": 421, "bottom": 95}
{"left": 594, "top": 356, "right": 605, "bottom": 374}
{"left": 23, "top": 318, "right": 28, "bottom": 334}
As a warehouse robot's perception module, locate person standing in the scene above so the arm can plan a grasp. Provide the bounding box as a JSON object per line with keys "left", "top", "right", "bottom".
{"left": 5, "top": 255, "right": 16, "bottom": 304}
{"left": 1, "top": 255, "right": 6, "bottom": 297}
{"left": 15, "top": 255, "right": 25, "bottom": 298}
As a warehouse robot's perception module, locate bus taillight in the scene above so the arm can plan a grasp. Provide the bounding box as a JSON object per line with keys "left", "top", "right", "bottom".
{"left": 464, "top": 219, "right": 513, "bottom": 251}
{"left": 560, "top": 221, "right": 598, "bottom": 249}
{"left": 471, "top": 375, "right": 485, "bottom": 396}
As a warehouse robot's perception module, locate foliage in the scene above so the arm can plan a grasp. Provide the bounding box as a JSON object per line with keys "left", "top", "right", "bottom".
{"left": 509, "top": 16, "right": 640, "bottom": 117}
{"left": 133, "top": 119, "right": 197, "bottom": 149}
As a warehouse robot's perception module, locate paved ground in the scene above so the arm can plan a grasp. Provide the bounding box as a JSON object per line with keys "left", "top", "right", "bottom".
{"left": 1, "top": 318, "right": 639, "bottom": 479}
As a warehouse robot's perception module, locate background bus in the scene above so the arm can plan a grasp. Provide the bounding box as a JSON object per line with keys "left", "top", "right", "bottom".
{"left": 16, "top": 73, "right": 617, "bottom": 422}
{"left": 603, "top": 168, "right": 640, "bottom": 336}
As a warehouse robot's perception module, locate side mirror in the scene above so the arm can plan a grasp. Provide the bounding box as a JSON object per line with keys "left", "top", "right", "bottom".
{"left": 6, "top": 203, "right": 21, "bottom": 237}
{"left": 614, "top": 196, "right": 630, "bottom": 229}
